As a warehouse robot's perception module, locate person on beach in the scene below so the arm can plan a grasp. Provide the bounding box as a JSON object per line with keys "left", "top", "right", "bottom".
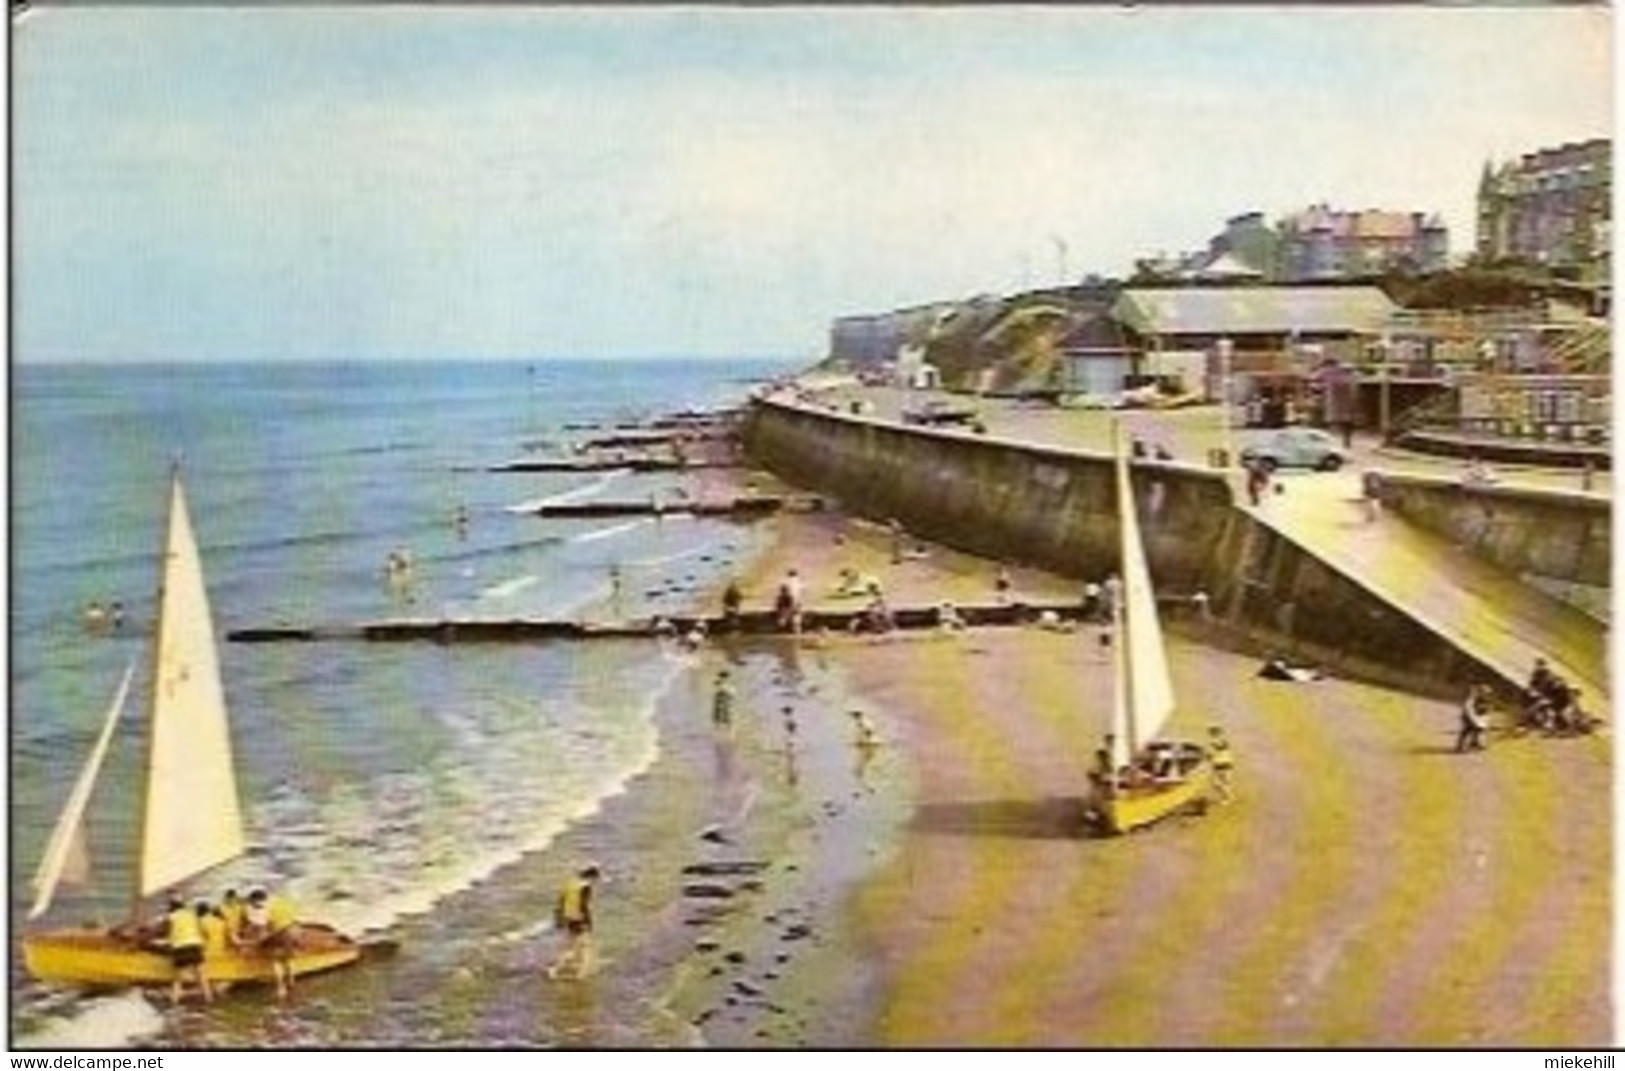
{"left": 936, "top": 600, "right": 966, "bottom": 632}
{"left": 889, "top": 518, "right": 905, "bottom": 564}
{"left": 1081, "top": 582, "right": 1104, "bottom": 624}
{"left": 241, "top": 887, "right": 300, "bottom": 1000}
{"left": 721, "top": 579, "right": 743, "bottom": 630}
{"left": 851, "top": 593, "right": 896, "bottom": 635}
{"left": 165, "top": 895, "right": 209, "bottom": 1006}
{"left": 196, "top": 900, "right": 230, "bottom": 1000}
{"left": 219, "top": 888, "right": 247, "bottom": 946}
{"left": 1208, "top": 727, "right": 1235, "bottom": 803}
{"left": 1456, "top": 684, "right": 1491, "bottom": 753}
{"left": 712, "top": 670, "right": 735, "bottom": 727}
{"left": 774, "top": 569, "right": 804, "bottom": 634}
{"left": 1101, "top": 574, "right": 1122, "bottom": 621}
{"left": 548, "top": 863, "right": 602, "bottom": 981}
{"left": 850, "top": 709, "right": 881, "bottom": 749}
{"left": 1523, "top": 657, "right": 1570, "bottom": 731}
{"left": 1092, "top": 735, "right": 1117, "bottom": 790}
{"left": 995, "top": 566, "right": 1013, "bottom": 603}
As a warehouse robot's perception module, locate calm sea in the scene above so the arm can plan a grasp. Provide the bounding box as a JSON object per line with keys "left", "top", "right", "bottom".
{"left": 10, "top": 357, "right": 798, "bottom": 1047}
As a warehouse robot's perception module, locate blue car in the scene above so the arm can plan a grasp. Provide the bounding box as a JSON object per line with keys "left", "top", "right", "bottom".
{"left": 1239, "top": 427, "right": 1346, "bottom": 472}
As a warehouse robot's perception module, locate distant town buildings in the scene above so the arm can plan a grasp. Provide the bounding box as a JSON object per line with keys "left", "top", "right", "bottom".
{"left": 1476, "top": 138, "right": 1611, "bottom": 280}
{"left": 1137, "top": 205, "right": 1450, "bottom": 284}
{"left": 1275, "top": 206, "right": 1450, "bottom": 282}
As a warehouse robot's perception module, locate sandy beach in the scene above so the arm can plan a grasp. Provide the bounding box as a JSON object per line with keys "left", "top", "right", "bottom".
{"left": 516, "top": 467, "right": 1609, "bottom": 1049}
{"left": 662, "top": 480, "right": 1610, "bottom": 1048}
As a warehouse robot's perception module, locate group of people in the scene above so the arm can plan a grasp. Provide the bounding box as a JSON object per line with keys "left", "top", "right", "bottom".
{"left": 83, "top": 600, "right": 126, "bottom": 635}
{"left": 1089, "top": 726, "right": 1234, "bottom": 809}
{"left": 1454, "top": 658, "right": 1600, "bottom": 753}
{"left": 160, "top": 886, "right": 301, "bottom": 1005}
{"left": 1522, "top": 657, "right": 1596, "bottom": 736}
{"left": 384, "top": 547, "right": 415, "bottom": 586}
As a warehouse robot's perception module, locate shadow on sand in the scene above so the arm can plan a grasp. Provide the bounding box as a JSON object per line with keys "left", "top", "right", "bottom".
{"left": 909, "top": 796, "right": 1091, "bottom": 840}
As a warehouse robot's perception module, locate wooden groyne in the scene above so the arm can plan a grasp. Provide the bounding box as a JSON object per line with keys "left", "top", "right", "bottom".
{"left": 562, "top": 409, "right": 742, "bottom": 434}
{"left": 226, "top": 600, "right": 1095, "bottom": 645}
{"left": 485, "top": 457, "right": 741, "bottom": 474}
{"left": 521, "top": 495, "right": 824, "bottom": 520}
{"left": 578, "top": 427, "right": 739, "bottom": 450}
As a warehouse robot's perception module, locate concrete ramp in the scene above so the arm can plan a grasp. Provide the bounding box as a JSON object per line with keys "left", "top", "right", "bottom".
{"left": 1244, "top": 470, "right": 1609, "bottom": 717}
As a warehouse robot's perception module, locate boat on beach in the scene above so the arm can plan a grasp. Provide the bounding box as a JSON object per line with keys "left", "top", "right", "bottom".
{"left": 22, "top": 469, "right": 370, "bottom": 991}
{"left": 1089, "top": 424, "right": 1214, "bottom": 835}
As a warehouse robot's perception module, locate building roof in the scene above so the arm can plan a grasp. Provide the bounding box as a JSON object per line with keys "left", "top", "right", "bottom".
{"left": 1196, "top": 252, "right": 1264, "bottom": 280}
{"left": 1113, "top": 286, "right": 1398, "bottom": 337}
{"left": 1350, "top": 211, "right": 1420, "bottom": 240}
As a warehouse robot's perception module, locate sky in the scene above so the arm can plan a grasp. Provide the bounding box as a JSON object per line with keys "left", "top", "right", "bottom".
{"left": 10, "top": 4, "right": 1615, "bottom": 363}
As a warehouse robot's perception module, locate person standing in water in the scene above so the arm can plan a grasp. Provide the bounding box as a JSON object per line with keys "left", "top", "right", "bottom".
{"left": 548, "top": 863, "right": 602, "bottom": 980}
{"left": 712, "top": 670, "right": 736, "bottom": 727}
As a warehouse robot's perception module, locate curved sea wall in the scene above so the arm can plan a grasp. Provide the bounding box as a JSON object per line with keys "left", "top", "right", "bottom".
{"left": 742, "top": 397, "right": 1569, "bottom": 698}
{"left": 742, "top": 397, "right": 1230, "bottom": 594}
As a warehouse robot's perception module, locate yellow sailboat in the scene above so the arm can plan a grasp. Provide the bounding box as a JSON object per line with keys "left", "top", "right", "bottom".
{"left": 1090, "top": 424, "right": 1214, "bottom": 835}
{"left": 22, "top": 470, "right": 367, "bottom": 989}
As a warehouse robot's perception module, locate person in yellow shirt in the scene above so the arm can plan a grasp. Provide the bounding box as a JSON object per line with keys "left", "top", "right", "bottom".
{"left": 165, "top": 896, "right": 208, "bottom": 1006}
{"left": 548, "top": 863, "right": 601, "bottom": 981}
{"left": 196, "top": 901, "right": 230, "bottom": 1000}
{"left": 245, "top": 887, "right": 300, "bottom": 1000}
{"left": 219, "top": 888, "right": 247, "bottom": 947}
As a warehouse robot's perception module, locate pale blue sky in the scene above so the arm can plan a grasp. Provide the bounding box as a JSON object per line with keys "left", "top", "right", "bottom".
{"left": 12, "top": 5, "right": 1613, "bottom": 363}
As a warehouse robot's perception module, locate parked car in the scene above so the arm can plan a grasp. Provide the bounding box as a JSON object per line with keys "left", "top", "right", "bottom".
{"left": 902, "top": 399, "right": 980, "bottom": 427}
{"left": 1238, "top": 427, "right": 1346, "bottom": 472}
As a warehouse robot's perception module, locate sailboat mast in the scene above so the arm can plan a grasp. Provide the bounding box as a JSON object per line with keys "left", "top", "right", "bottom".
{"left": 1112, "top": 421, "right": 1140, "bottom": 759}
{"left": 129, "top": 466, "right": 181, "bottom": 923}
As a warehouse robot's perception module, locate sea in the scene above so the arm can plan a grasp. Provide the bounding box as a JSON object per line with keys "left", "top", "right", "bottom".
{"left": 9, "top": 357, "right": 806, "bottom": 1048}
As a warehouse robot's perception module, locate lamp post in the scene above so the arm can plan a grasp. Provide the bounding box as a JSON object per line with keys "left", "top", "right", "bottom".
{"left": 1377, "top": 338, "right": 1392, "bottom": 440}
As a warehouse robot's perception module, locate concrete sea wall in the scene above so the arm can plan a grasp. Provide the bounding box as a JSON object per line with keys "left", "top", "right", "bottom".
{"left": 743, "top": 397, "right": 1573, "bottom": 698}
{"left": 1375, "top": 473, "right": 1611, "bottom": 623}
{"left": 742, "top": 398, "right": 1228, "bottom": 594}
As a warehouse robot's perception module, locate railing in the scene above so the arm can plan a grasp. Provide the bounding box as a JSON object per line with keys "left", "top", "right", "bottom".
{"left": 1399, "top": 372, "right": 1611, "bottom": 448}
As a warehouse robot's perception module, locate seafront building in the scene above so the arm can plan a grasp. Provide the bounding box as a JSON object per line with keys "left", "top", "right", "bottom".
{"left": 1476, "top": 138, "right": 1611, "bottom": 281}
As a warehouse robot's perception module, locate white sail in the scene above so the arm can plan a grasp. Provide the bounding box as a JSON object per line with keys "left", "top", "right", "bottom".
{"left": 1113, "top": 425, "right": 1176, "bottom": 759}
{"left": 1110, "top": 592, "right": 1132, "bottom": 771}
{"left": 28, "top": 662, "right": 137, "bottom": 920}
{"left": 138, "top": 474, "right": 246, "bottom": 899}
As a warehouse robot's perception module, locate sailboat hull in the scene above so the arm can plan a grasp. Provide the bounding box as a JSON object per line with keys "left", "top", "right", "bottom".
{"left": 22, "top": 924, "right": 363, "bottom": 989}
{"left": 1096, "top": 751, "right": 1214, "bottom": 836}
